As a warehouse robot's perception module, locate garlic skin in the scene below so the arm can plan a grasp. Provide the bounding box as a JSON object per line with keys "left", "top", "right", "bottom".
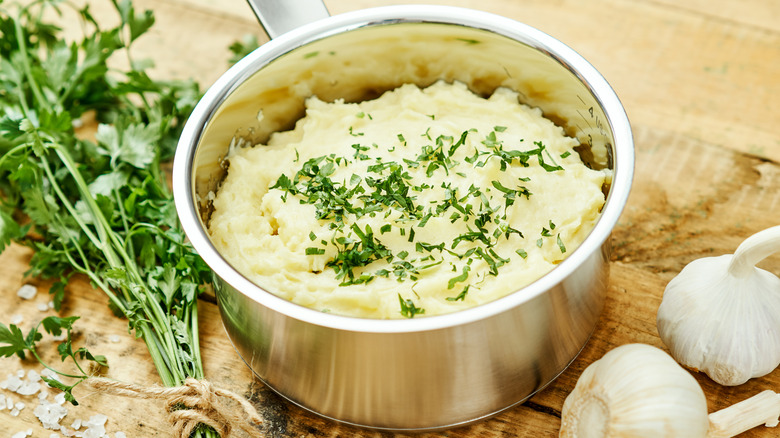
{"left": 656, "top": 226, "right": 780, "bottom": 386}
{"left": 560, "top": 344, "right": 709, "bottom": 437}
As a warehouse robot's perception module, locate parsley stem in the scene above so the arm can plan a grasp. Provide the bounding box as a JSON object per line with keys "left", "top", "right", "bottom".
{"left": 12, "top": 8, "right": 47, "bottom": 110}
{"left": 189, "top": 300, "right": 204, "bottom": 378}
{"left": 140, "top": 323, "right": 177, "bottom": 387}
{"left": 45, "top": 138, "right": 192, "bottom": 387}
{"left": 30, "top": 348, "right": 86, "bottom": 381}
{"left": 38, "top": 154, "right": 106, "bottom": 252}
{"left": 59, "top": 230, "right": 129, "bottom": 314}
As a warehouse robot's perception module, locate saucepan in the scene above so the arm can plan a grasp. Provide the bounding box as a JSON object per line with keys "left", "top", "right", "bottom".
{"left": 173, "top": 0, "right": 633, "bottom": 430}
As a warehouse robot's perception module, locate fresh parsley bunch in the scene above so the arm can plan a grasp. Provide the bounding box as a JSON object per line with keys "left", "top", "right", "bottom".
{"left": 0, "top": 1, "right": 219, "bottom": 436}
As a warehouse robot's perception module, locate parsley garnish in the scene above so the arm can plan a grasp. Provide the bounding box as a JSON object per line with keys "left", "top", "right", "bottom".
{"left": 446, "top": 285, "right": 470, "bottom": 301}
{"left": 448, "top": 265, "right": 471, "bottom": 289}
{"left": 557, "top": 234, "right": 567, "bottom": 253}
{"left": 398, "top": 294, "right": 425, "bottom": 318}
{"left": 327, "top": 224, "right": 391, "bottom": 285}
{"left": 267, "top": 106, "right": 577, "bottom": 310}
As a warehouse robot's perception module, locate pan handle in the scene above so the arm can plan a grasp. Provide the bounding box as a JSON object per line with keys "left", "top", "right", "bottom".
{"left": 246, "top": 0, "right": 331, "bottom": 39}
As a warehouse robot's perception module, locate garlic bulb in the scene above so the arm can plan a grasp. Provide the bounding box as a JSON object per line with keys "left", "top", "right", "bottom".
{"left": 560, "top": 344, "right": 709, "bottom": 437}
{"left": 559, "top": 343, "right": 780, "bottom": 438}
{"left": 656, "top": 225, "right": 780, "bottom": 385}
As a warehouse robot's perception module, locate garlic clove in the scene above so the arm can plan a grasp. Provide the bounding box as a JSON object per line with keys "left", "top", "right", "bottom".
{"left": 707, "top": 390, "right": 780, "bottom": 438}
{"left": 560, "top": 344, "right": 709, "bottom": 438}
{"left": 656, "top": 225, "right": 780, "bottom": 386}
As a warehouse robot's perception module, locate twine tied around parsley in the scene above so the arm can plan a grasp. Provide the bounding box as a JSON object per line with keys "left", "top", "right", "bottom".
{"left": 83, "top": 377, "right": 263, "bottom": 437}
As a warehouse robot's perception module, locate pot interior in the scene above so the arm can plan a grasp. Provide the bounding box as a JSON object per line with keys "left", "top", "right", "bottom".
{"left": 190, "top": 21, "right": 616, "bottom": 226}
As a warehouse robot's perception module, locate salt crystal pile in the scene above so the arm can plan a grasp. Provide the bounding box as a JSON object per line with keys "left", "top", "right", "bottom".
{"left": 17, "top": 284, "right": 37, "bottom": 299}
{"left": 2, "top": 364, "right": 127, "bottom": 437}
{"left": 3, "top": 368, "right": 43, "bottom": 395}
{"left": 34, "top": 399, "right": 68, "bottom": 430}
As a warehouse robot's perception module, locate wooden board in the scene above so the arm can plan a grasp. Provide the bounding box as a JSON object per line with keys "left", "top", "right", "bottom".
{"left": 2, "top": 0, "right": 779, "bottom": 436}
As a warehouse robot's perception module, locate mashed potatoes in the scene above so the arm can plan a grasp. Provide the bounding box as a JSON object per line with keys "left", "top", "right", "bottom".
{"left": 209, "top": 81, "right": 607, "bottom": 319}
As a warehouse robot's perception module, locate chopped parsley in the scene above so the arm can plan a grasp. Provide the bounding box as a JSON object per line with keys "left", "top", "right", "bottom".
{"left": 398, "top": 294, "right": 426, "bottom": 318}
{"left": 268, "top": 120, "right": 578, "bottom": 316}
{"left": 446, "top": 285, "right": 470, "bottom": 301}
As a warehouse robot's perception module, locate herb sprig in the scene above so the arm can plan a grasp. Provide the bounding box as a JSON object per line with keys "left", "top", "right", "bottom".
{"left": 0, "top": 2, "right": 219, "bottom": 436}
{"left": 0, "top": 316, "right": 106, "bottom": 405}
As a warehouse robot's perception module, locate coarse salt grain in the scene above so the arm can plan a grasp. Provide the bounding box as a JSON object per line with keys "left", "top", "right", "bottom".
{"left": 38, "top": 302, "right": 50, "bottom": 312}
{"left": 17, "top": 369, "right": 25, "bottom": 378}
{"left": 109, "top": 335, "right": 121, "bottom": 343}
{"left": 72, "top": 419, "right": 82, "bottom": 429}
{"left": 17, "top": 381, "right": 40, "bottom": 395}
{"left": 17, "top": 284, "right": 37, "bottom": 299}
{"left": 80, "top": 413, "right": 109, "bottom": 438}
{"left": 115, "top": 432, "right": 127, "bottom": 438}
{"left": 52, "top": 332, "right": 67, "bottom": 341}
{"left": 41, "top": 368, "right": 59, "bottom": 379}
{"left": 10, "top": 407, "right": 20, "bottom": 416}
{"left": 11, "top": 429, "right": 32, "bottom": 438}
{"left": 4, "top": 375, "right": 23, "bottom": 392}
{"left": 50, "top": 434, "right": 61, "bottom": 438}
{"left": 49, "top": 300, "right": 55, "bottom": 309}
{"left": 54, "top": 392, "right": 66, "bottom": 405}
{"left": 85, "top": 414, "right": 108, "bottom": 427}
{"left": 42, "top": 369, "right": 62, "bottom": 385}
{"left": 10, "top": 314, "right": 23, "bottom": 324}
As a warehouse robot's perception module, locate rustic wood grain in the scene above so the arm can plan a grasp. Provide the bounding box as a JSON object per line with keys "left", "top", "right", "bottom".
{"left": 1, "top": 0, "right": 779, "bottom": 436}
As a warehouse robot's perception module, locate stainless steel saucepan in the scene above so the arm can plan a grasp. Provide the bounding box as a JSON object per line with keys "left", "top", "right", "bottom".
{"left": 173, "top": 0, "right": 633, "bottom": 430}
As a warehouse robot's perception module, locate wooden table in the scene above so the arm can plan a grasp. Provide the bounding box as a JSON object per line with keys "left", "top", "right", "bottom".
{"left": 2, "top": 0, "right": 779, "bottom": 436}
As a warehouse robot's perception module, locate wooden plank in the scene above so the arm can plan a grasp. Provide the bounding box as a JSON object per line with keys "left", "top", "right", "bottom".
{"left": 1, "top": 0, "right": 779, "bottom": 436}
{"left": 646, "top": 0, "right": 780, "bottom": 33}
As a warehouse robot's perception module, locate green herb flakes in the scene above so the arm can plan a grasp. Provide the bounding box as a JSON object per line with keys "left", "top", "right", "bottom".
{"left": 398, "top": 294, "right": 425, "bottom": 318}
